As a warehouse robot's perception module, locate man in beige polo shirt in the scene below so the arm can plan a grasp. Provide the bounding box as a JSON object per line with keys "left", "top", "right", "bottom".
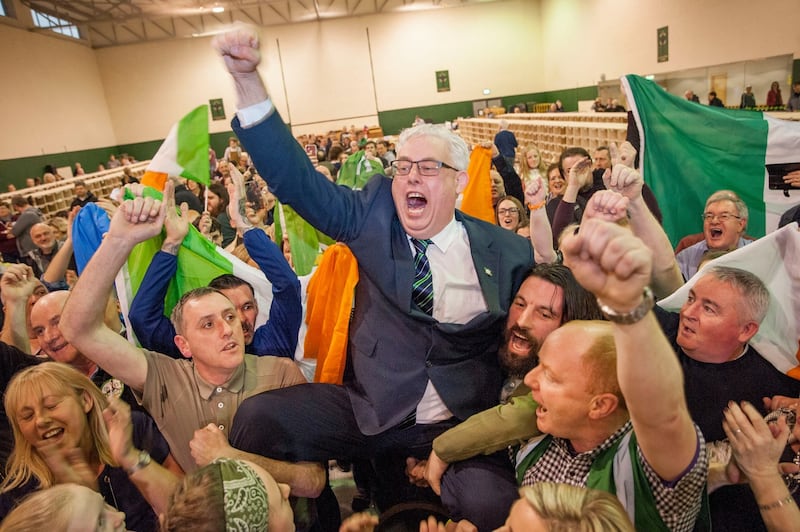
{"left": 60, "top": 182, "right": 323, "bottom": 498}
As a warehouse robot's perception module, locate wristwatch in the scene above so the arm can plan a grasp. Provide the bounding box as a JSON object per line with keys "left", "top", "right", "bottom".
{"left": 125, "top": 450, "right": 152, "bottom": 476}
{"left": 597, "top": 287, "right": 655, "bottom": 324}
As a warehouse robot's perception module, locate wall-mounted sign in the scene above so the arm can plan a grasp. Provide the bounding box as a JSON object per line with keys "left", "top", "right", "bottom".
{"left": 657, "top": 26, "right": 669, "bottom": 63}
{"left": 436, "top": 70, "right": 450, "bottom": 92}
{"left": 209, "top": 98, "right": 226, "bottom": 120}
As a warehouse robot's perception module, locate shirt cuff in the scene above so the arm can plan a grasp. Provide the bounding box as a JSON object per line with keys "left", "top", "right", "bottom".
{"left": 236, "top": 99, "right": 275, "bottom": 128}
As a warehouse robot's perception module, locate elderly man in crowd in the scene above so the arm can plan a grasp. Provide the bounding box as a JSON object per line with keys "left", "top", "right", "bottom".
{"left": 212, "top": 27, "right": 533, "bottom": 527}
{"left": 675, "top": 189, "right": 752, "bottom": 279}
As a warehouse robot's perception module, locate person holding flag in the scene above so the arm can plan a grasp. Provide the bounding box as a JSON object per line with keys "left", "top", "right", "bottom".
{"left": 128, "top": 165, "right": 302, "bottom": 361}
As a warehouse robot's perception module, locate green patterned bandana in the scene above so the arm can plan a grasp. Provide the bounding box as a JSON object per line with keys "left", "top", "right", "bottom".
{"left": 215, "top": 458, "right": 269, "bottom": 531}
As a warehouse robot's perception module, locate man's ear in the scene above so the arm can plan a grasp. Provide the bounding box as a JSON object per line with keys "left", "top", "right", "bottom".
{"left": 588, "top": 393, "right": 619, "bottom": 420}
{"left": 455, "top": 171, "right": 469, "bottom": 195}
{"left": 737, "top": 321, "right": 759, "bottom": 344}
{"left": 174, "top": 335, "right": 193, "bottom": 360}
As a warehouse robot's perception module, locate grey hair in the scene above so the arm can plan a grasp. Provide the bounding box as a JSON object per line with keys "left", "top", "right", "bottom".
{"left": 397, "top": 124, "right": 469, "bottom": 171}
{"left": 705, "top": 190, "right": 749, "bottom": 221}
{"left": 703, "top": 265, "right": 769, "bottom": 324}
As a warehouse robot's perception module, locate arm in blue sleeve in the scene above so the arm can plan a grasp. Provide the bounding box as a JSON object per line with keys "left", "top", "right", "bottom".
{"left": 128, "top": 251, "right": 182, "bottom": 359}
{"left": 492, "top": 154, "right": 525, "bottom": 205}
{"left": 244, "top": 229, "right": 302, "bottom": 358}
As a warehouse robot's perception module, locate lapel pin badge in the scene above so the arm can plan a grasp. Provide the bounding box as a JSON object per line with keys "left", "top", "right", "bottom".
{"left": 484, "top": 267, "right": 493, "bottom": 277}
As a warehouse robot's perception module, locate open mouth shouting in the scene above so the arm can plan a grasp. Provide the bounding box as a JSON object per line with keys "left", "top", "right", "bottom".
{"left": 407, "top": 192, "right": 427, "bottom": 214}
{"left": 41, "top": 427, "right": 65, "bottom": 442}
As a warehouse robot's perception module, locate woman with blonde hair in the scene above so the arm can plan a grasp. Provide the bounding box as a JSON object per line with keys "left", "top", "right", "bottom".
{"left": 0, "top": 363, "right": 175, "bottom": 531}
{"left": 517, "top": 144, "right": 547, "bottom": 187}
{"left": 497, "top": 483, "right": 634, "bottom": 532}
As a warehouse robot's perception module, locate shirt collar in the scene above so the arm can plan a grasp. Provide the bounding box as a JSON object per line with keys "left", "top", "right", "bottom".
{"left": 408, "top": 217, "right": 459, "bottom": 253}
{"left": 554, "top": 420, "right": 632, "bottom": 459}
{"left": 195, "top": 362, "right": 246, "bottom": 399}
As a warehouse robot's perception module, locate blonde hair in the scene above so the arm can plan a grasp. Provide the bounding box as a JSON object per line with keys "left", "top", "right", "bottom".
{"left": 1, "top": 363, "right": 113, "bottom": 492}
{"left": 519, "top": 483, "right": 634, "bottom": 531}
{"left": 0, "top": 484, "right": 74, "bottom": 532}
{"left": 518, "top": 144, "right": 547, "bottom": 180}
{"left": 161, "top": 462, "right": 226, "bottom": 531}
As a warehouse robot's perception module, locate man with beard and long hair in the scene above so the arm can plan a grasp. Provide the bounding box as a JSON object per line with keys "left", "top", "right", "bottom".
{"left": 414, "top": 263, "right": 603, "bottom": 527}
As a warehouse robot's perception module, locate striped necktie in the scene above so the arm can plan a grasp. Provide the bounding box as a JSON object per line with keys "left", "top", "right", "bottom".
{"left": 411, "top": 238, "right": 434, "bottom": 315}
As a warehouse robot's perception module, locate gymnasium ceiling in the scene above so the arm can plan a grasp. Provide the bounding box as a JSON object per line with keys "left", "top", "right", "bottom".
{"left": 19, "top": 0, "right": 504, "bottom": 48}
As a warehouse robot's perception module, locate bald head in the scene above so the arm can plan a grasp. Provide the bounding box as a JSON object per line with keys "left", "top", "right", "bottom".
{"left": 30, "top": 223, "right": 57, "bottom": 252}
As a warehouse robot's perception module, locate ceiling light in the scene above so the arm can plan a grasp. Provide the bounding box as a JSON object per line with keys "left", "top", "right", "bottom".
{"left": 211, "top": 5, "right": 225, "bottom": 13}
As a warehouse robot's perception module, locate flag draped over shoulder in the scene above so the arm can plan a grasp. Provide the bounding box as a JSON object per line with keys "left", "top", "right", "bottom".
{"left": 622, "top": 74, "right": 800, "bottom": 246}
{"left": 141, "top": 105, "right": 210, "bottom": 191}
{"left": 70, "top": 192, "right": 274, "bottom": 345}
{"left": 659, "top": 223, "right": 800, "bottom": 379}
{"left": 461, "top": 145, "right": 495, "bottom": 223}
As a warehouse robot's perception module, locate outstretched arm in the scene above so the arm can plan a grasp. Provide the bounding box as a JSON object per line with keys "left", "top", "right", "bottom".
{"left": 227, "top": 165, "right": 302, "bottom": 358}
{"left": 604, "top": 143, "right": 682, "bottom": 299}
{"left": 561, "top": 219, "right": 698, "bottom": 481}
{"left": 212, "top": 27, "right": 269, "bottom": 109}
{"left": 60, "top": 185, "right": 171, "bottom": 391}
{"left": 524, "top": 177, "right": 556, "bottom": 263}
{"left": 190, "top": 424, "right": 325, "bottom": 497}
{"left": 128, "top": 190, "right": 190, "bottom": 358}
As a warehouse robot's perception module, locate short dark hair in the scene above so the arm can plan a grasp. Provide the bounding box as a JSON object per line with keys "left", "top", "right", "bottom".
{"left": 208, "top": 274, "right": 254, "bottom": 297}
{"left": 74, "top": 180, "right": 87, "bottom": 188}
{"left": 527, "top": 263, "right": 604, "bottom": 324}
{"left": 558, "top": 147, "right": 591, "bottom": 177}
{"left": 10, "top": 195, "right": 28, "bottom": 208}
{"left": 709, "top": 91, "right": 717, "bottom": 97}
{"left": 170, "top": 286, "right": 226, "bottom": 335}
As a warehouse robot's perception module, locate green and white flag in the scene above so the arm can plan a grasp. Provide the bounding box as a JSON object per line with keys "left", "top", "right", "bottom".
{"left": 622, "top": 74, "right": 800, "bottom": 246}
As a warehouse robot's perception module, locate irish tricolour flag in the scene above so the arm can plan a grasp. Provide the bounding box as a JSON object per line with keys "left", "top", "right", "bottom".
{"left": 141, "top": 105, "right": 210, "bottom": 190}
{"left": 622, "top": 74, "right": 800, "bottom": 246}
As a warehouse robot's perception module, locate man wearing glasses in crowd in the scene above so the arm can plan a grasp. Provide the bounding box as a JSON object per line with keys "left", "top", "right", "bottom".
{"left": 676, "top": 189, "right": 752, "bottom": 279}
{"left": 213, "top": 27, "right": 533, "bottom": 530}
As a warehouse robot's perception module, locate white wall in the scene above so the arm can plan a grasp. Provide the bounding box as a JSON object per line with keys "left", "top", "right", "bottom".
{"left": 0, "top": 24, "right": 116, "bottom": 159}
{"left": 2, "top": 0, "right": 800, "bottom": 157}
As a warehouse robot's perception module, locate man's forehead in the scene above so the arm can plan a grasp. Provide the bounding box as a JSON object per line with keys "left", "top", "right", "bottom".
{"left": 220, "top": 285, "right": 255, "bottom": 304}
{"left": 519, "top": 277, "right": 563, "bottom": 307}
{"left": 31, "top": 292, "right": 68, "bottom": 322}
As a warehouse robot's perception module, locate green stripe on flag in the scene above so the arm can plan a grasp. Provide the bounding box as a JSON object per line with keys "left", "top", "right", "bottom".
{"left": 177, "top": 104, "right": 211, "bottom": 186}
{"left": 623, "top": 75, "right": 768, "bottom": 246}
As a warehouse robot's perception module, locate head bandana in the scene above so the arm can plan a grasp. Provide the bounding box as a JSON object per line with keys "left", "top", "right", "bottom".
{"left": 215, "top": 458, "right": 269, "bottom": 531}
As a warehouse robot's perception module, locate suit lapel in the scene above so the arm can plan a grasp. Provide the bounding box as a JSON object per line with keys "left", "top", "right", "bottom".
{"left": 459, "top": 214, "right": 502, "bottom": 314}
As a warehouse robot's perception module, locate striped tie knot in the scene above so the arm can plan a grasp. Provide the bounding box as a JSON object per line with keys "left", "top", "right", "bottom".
{"left": 410, "top": 238, "right": 434, "bottom": 315}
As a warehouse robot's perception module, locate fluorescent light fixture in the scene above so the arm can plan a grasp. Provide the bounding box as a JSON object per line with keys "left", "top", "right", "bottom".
{"left": 483, "top": 88, "right": 491, "bottom": 95}
{"left": 645, "top": 74, "right": 655, "bottom": 80}
{"left": 211, "top": 5, "right": 225, "bottom": 13}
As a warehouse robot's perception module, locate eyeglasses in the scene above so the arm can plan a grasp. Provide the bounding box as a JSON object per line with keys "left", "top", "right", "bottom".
{"left": 701, "top": 212, "right": 741, "bottom": 222}
{"left": 391, "top": 159, "right": 459, "bottom": 177}
{"left": 497, "top": 208, "right": 520, "bottom": 216}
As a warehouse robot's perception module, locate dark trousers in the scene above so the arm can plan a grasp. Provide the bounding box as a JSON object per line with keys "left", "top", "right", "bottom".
{"left": 440, "top": 452, "right": 519, "bottom": 531}
{"left": 230, "top": 383, "right": 457, "bottom": 462}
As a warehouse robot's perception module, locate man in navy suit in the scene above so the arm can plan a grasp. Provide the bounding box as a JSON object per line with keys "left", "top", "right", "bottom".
{"left": 215, "top": 29, "right": 534, "bottom": 528}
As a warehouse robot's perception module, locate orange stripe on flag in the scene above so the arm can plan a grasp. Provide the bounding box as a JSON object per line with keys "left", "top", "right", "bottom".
{"left": 460, "top": 146, "right": 495, "bottom": 223}
{"left": 141, "top": 171, "right": 168, "bottom": 192}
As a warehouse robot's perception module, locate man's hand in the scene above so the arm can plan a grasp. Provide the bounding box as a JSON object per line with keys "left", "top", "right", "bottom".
{"left": 162, "top": 182, "right": 189, "bottom": 252}
{"left": 784, "top": 170, "right": 800, "bottom": 188}
{"left": 561, "top": 219, "right": 652, "bottom": 311}
{"left": 603, "top": 143, "right": 643, "bottom": 201}
{"left": 66, "top": 205, "right": 80, "bottom": 241}
{"left": 190, "top": 424, "right": 235, "bottom": 467}
{"left": 37, "top": 441, "right": 98, "bottom": 491}
{"left": 567, "top": 157, "right": 592, "bottom": 190}
{"left": 226, "top": 165, "right": 255, "bottom": 231}
{"left": 723, "top": 401, "right": 791, "bottom": 482}
{"left": 212, "top": 27, "right": 262, "bottom": 76}
{"left": 422, "top": 449, "right": 449, "bottom": 496}
{"left": 616, "top": 140, "right": 637, "bottom": 169}
{"left": 583, "top": 190, "right": 629, "bottom": 223}
{"left": 107, "top": 183, "right": 170, "bottom": 246}
{"left": 339, "top": 512, "right": 379, "bottom": 532}
{"left": 103, "top": 398, "right": 139, "bottom": 472}
{"left": 405, "top": 457, "right": 429, "bottom": 488}
{"left": 524, "top": 176, "right": 547, "bottom": 207}
{"left": 0, "top": 263, "right": 37, "bottom": 304}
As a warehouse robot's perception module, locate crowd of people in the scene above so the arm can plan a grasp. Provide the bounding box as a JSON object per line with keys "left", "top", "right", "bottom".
{"left": 0, "top": 26, "right": 798, "bottom": 532}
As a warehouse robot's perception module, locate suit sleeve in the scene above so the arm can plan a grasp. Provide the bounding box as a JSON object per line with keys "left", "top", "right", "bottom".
{"left": 433, "top": 393, "right": 540, "bottom": 463}
{"left": 128, "top": 252, "right": 182, "bottom": 358}
{"left": 244, "top": 229, "right": 302, "bottom": 358}
{"left": 233, "top": 112, "right": 379, "bottom": 243}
